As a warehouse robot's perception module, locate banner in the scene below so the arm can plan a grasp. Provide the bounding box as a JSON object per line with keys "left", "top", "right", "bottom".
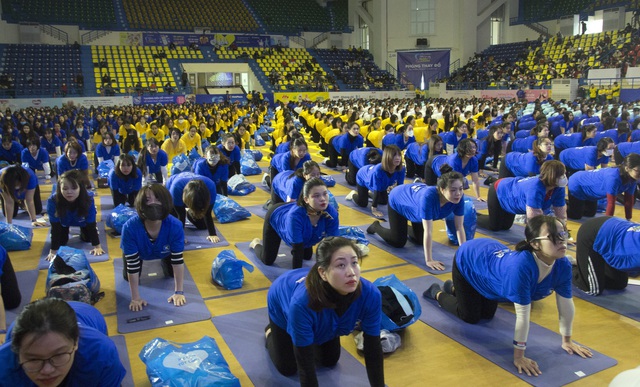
{"left": 195, "top": 94, "right": 247, "bottom": 104}
{"left": 132, "top": 95, "right": 186, "bottom": 105}
{"left": 142, "top": 33, "right": 272, "bottom": 48}
{"left": 274, "top": 92, "right": 329, "bottom": 104}
{"left": 328, "top": 91, "right": 415, "bottom": 100}
{"left": 120, "top": 32, "right": 143, "bottom": 46}
{"left": 0, "top": 96, "right": 133, "bottom": 110}
{"left": 397, "top": 50, "right": 450, "bottom": 89}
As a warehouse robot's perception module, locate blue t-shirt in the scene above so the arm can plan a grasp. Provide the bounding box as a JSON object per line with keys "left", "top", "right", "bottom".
{"left": 272, "top": 170, "right": 305, "bottom": 202}
{"left": 0, "top": 141, "right": 22, "bottom": 162}
{"left": 431, "top": 153, "right": 479, "bottom": 177}
{"left": 275, "top": 141, "right": 290, "bottom": 154}
{"left": 332, "top": 133, "right": 364, "bottom": 153}
{"left": 192, "top": 158, "right": 229, "bottom": 186}
{"left": 506, "top": 152, "right": 552, "bottom": 177}
{"left": 496, "top": 176, "right": 565, "bottom": 214}
{"left": 47, "top": 193, "right": 97, "bottom": 227}
{"left": 440, "top": 131, "right": 467, "bottom": 151}
{"left": 166, "top": 172, "right": 217, "bottom": 208}
{"left": 121, "top": 214, "right": 184, "bottom": 260}
{"left": 356, "top": 163, "right": 406, "bottom": 192}
{"left": 559, "top": 146, "right": 609, "bottom": 170}
{"left": 456, "top": 238, "right": 572, "bottom": 304}
{"left": 56, "top": 154, "right": 89, "bottom": 176}
{"left": 510, "top": 135, "right": 537, "bottom": 153}
{"left": 0, "top": 166, "right": 38, "bottom": 200}
{"left": 0, "top": 245, "right": 6, "bottom": 277}
{"left": 568, "top": 167, "right": 636, "bottom": 201}
{"left": 554, "top": 132, "right": 595, "bottom": 151}
{"left": 271, "top": 151, "right": 311, "bottom": 173}
{"left": 268, "top": 268, "right": 381, "bottom": 346}
{"left": 145, "top": 149, "right": 168, "bottom": 174}
{"left": 593, "top": 217, "right": 640, "bottom": 271}
{"left": 389, "top": 183, "right": 464, "bottom": 223}
{"left": 107, "top": 167, "right": 142, "bottom": 195}
{"left": 95, "top": 143, "right": 121, "bottom": 161}
{"left": 269, "top": 202, "right": 339, "bottom": 248}
{"left": 20, "top": 148, "right": 49, "bottom": 171}
{"left": 217, "top": 144, "right": 241, "bottom": 163}
{"left": 616, "top": 141, "right": 640, "bottom": 158}
{"left": 349, "top": 147, "right": 382, "bottom": 169}
{"left": 404, "top": 142, "right": 430, "bottom": 165}
{"left": 40, "top": 135, "right": 63, "bottom": 154}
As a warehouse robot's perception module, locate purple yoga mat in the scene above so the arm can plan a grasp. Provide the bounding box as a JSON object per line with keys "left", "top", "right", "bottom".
{"left": 361, "top": 225, "right": 455, "bottom": 274}
{"left": 5, "top": 270, "right": 39, "bottom": 328}
{"left": 475, "top": 216, "right": 527, "bottom": 246}
{"left": 183, "top": 225, "right": 230, "bottom": 251}
{"left": 572, "top": 283, "right": 640, "bottom": 322}
{"left": 235, "top": 241, "right": 315, "bottom": 282}
{"left": 111, "top": 335, "right": 135, "bottom": 387}
{"left": 404, "top": 276, "right": 617, "bottom": 386}
{"left": 37, "top": 221, "right": 110, "bottom": 270}
{"left": 113, "top": 258, "right": 211, "bottom": 334}
{"left": 98, "top": 194, "right": 115, "bottom": 223}
{"left": 212, "top": 308, "right": 370, "bottom": 387}
{"left": 333, "top": 195, "right": 388, "bottom": 221}
{"left": 329, "top": 172, "right": 354, "bottom": 189}
{"left": 245, "top": 204, "right": 268, "bottom": 219}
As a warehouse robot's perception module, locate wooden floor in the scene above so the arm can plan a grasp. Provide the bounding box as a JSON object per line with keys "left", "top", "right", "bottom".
{"left": 10, "top": 137, "right": 640, "bottom": 386}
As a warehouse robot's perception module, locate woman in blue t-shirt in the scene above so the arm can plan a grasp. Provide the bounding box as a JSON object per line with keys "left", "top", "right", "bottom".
{"left": 559, "top": 137, "right": 614, "bottom": 176}
{"left": 574, "top": 216, "right": 640, "bottom": 295}
{"left": 266, "top": 137, "right": 310, "bottom": 188}
{"left": 192, "top": 145, "right": 230, "bottom": 196}
{"left": 346, "top": 145, "right": 406, "bottom": 218}
{"left": 404, "top": 135, "right": 443, "bottom": 181}
{"left": 218, "top": 133, "right": 242, "bottom": 178}
{"left": 440, "top": 121, "right": 468, "bottom": 154}
{"left": 325, "top": 122, "right": 363, "bottom": 170}
{"left": 137, "top": 138, "right": 168, "bottom": 185}
{"left": 345, "top": 147, "right": 382, "bottom": 186}
{"left": 367, "top": 167, "right": 466, "bottom": 271}
{"left": 271, "top": 160, "right": 321, "bottom": 204}
{"left": 553, "top": 123, "right": 597, "bottom": 159}
{"left": 425, "top": 139, "right": 484, "bottom": 201}
{"left": 95, "top": 132, "right": 120, "bottom": 167}
{"left": 499, "top": 137, "right": 554, "bottom": 178}
{"left": 265, "top": 237, "right": 384, "bottom": 386}
{"left": 108, "top": 154, "right": 142, "bottom": 208}
{"left": 424, "top": 215, "right": 592, "bottom": 377}
{"left": 250, "top": 178, "right": 339, "bottom": 269}
{"left": 20, "top": 137, "right": 51, "bottom": 180}
{"left": 0, "top": 165, "right": 45, "bottom": 226}
{"left": 56, "top": 140, "right": 89, "bottom": 187}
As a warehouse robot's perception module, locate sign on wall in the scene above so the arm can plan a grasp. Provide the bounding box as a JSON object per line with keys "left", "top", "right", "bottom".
{"left": 396, "top": 50, "right": 450, "bottom": 90}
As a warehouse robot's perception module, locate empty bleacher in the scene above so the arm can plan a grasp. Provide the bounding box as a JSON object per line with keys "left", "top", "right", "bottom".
{"left": 1, "top": 0, "right": 117, "bottom": 29}
{"left": 245, "top": 0, "right": 332, "bottom": 34}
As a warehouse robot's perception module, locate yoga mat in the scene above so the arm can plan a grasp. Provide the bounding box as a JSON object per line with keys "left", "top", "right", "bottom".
{"left": 98, "top": 195, "right": 115, "bottom": 223}
{"left": 330, "top": 172, "right": 354, "bottom": 189}
{"left": 212, "top": 308, "right": 370, "bottom": 387}
{"left": 572, "top": 284, "right": 640, "bottom": 322}
{"left": 236, "top": 241, "right": 315, "bottom": 282}
{"left": 475, "top": 218, "right": 527, "bottom": 246}
{"left": 111, "top": 335, "right": 135, "bottom": 387}
{"left": 361, "top": 225, "right": 455, "bottom": 274}
{"left": 183, "top": 225, "right": 230, "bottom": 251}
{"left": 333, "top": 195, "right": 388, "bottom": 221}
{"left": 5, "top": 270, "right": 39, "bottom": 327}
{"left": 38, "top": 221, "right": 110, "bottom": 270}
{"left": 404, "top": 276, "right": 617, "bottom": 387}
{"left": 245, "top": 204, "right": 268, "bottom": 219}
{"left": 113, "top": 258, "right": 211, "bottom": 334}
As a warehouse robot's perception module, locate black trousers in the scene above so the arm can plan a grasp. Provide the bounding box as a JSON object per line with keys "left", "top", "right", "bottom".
{"left": 476, "top": 183, "right": 515, "bottom": 231}
{"left": 1, "top": 254, "right": 21, "bottom": 309}
{"left": 498, "top": 159, "right": 515, "bottom": 179}
{"left": 255, "top": 202, "right": 312, "bottom": 268}
{"left": 0, "top": 185, "right": 43, "bottom": 217}
{"left": 573, "top": 216, "right": 629, "bottom": 295}
{"left": 50, "top": 221, "right": 100, "bottom": 251}
{"left": 424, "top": 157, "right": 438, "bottom": 186}
{"left": 405, "top": 155, "right": 424, "bottom": 179}
{"left": 352, "top": 185, "right": 388, "bottom": 207}
{"left": 567, "top": 190, "right": 598, "bottom": 220}
{"left": 368, "top": 205, "right": 423, "bottom": 247}
{"left": 437, "top": 258, "right": 498, "bottom": 324}
{"left": 111, "top": 189, "right": 138, "bottom": 207}
{"left": 613, "top": 146, "right": 624, "bottom": 166}
{"left": 345, "top": 159, "right": 358, "bottom": 186}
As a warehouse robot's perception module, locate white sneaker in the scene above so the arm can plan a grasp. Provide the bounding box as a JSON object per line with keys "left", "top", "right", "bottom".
{"left": 345, "top": 190, "right": 356, "bottom": 201}
{"left": 413, "top": 177, "right": 422, "bottom": 183}
{"left": 514, "top": 214, "right": 527, "bottom": 224}
{"left": 261, "top": 173, "right": 269, "bottom": 186}
{"left": 322, "top": 158, "right": 329, "bottom": 165}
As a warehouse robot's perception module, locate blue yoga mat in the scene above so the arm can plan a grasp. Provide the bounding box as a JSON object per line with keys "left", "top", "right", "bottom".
{"left": 475, "top": 217, "right": 526, "bottom": 246}
{"left": 404, "top": 276, "right": 617, "bottom": 386}
{"left": 98, "top": 194, "right": 115, "bottom": 223}
{"left": 111, "top": 335, "right": 135, "bottom": 387}
{"left": 113, "top": 258, "right": 211, "bottom": 334}
{"left": 333, "top": 195, "right": 388, "bottom": 221}
{"left": 361, "top": 225, "right": 455, "bottom": 274}
{"left": 38, "top": 221, "right": 110, "bottom": 270}
{"left": 212, "top": 308, "right": 371, "bottom": 387}
{"left": 330, "top": 172, "right": 354, "bottom": 189}
{"left": 183, "top": 225, "right": 230, "bottom": 251}
{"left": 235, "top": 241, "right": 315, "bottom": 282}
{"left": 572, "top": 283, "right": 640, "bottom": 322}
{"left": 5, "top": 270, "right": 39, "bottom": 328}
{"left": 245, "top": 204, "right": 268, "bottom": 219}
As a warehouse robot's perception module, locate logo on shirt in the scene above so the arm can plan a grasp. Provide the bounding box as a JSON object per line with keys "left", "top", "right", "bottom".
{"left": 626, "top": 225, "right": 640, "bottom": 233}
{"left": 493, "top": 248, "right": 510, "bottom": 258}
{"left": 161, "top": 244, "right": 170, "bottom": 254}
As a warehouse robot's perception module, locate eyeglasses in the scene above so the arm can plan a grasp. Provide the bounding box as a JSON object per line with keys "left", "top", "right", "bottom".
{"left": 20, "top": 349, "right": 75, "bottom": 373}
{"left": 531, "top": 231, "right": 569, "bottom": 242}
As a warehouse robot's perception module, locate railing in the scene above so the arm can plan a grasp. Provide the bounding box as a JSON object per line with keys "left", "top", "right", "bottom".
{"left": 81, "top": 30, "right": 111, "bottom": 45}
{"left": 449, "top": 59, "right": 460, "bottom": 75}
{"left": 39, "top": 24, "right": 68, "bottom": 44}
{"left": 311, "top": 32, "right": 331, "bottom": 48}
{"left": 385, "top": 62, "right": 397, "bottom": 79}
{"left": 290, "top": 35, "right": 306, "bottom": 48}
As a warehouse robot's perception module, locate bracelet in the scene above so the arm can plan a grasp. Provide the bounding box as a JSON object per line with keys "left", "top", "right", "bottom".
{"left": 513, "top": 340, "right": 526, "bottom": 349}
{"left": 174, "top": 291, "right": 184, "bottom": 295}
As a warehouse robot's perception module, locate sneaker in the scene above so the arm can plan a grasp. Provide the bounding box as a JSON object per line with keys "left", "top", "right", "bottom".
{"left": 443, "top": 280, "right": 455, "bottom": 295}
{"left": 261, "top": 173, "right": 269, "bottom": 186}
{"left": 413, "top": 177, "right": 422, "bottom": 184}
{"left": 322, "top": 157, "right": 329, "bottom": 165}
{"left": 345, "top": 190, "right": 356, "bottom": 201}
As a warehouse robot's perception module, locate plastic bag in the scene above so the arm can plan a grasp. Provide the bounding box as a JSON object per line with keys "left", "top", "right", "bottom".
{"left": 97, "top": 160, "right": 115, "bottom": 179}
{"left": 338, "top": 226, "right": 369, "bottom": 245}
{"left": 373, "top": 274, "right": 421, "bottom": 332}
{"left": 0, "top": 221, "right": 32, "bottom": 251}
{"left": 46, "top": 246, "right": 100, "bottom": 298}
{"left": 140, "top": 336, "right": 240, "bottom": 387}
{"left": 227, "top": 174, "right": 256, "bottom": 196}
{"left": 211, "top": 250, "right": 254, "bottom": 290}
{"left": 213, "top": 195, "right": 251, "bottom": 223}
{"left": 128, "top": 150, "right": 140, "bottom": 162}
{"left": 444, "top": 197, "right": 477, "bottom": 245}
{"left": 244, "top": 149, "right": 263, "bottom": 162}
{"left": 240, "top": 152, "right": 262, "bottom": 176}
{"left": 171, "top": 154, "right": 190, "bottom": 176}
{"left": 188, "top": 150, "right": 202, "bottom": 167}
{"left": 106, "top": 204, "right": 138, "bottom": 234}
{"left": 254, "top": 131, "right": 265, "bottom": 147}
{"left": 320, "top": 175, "right": 336, "bottom": 187}
{"left": 328, "top": 190, "right": 339, "bottom": 211}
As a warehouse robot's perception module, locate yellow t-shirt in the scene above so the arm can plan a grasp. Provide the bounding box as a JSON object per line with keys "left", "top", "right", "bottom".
{"left": 145, "top": 128, "right": 166, "bottom": 143}
{"left": 161, "top": 139, "right": 188, "bottom": 161}
{"left": 367, "top": 130, "right": 384, "bottom": 149}
{"left": 181, "top": 132, "right": 202, "bottom": 153}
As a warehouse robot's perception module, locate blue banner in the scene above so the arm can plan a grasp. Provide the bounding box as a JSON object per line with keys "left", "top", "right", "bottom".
{"left": 142, "top": 33, "right": 273, "bottom": 48}
{"left": 132, "top": 95, "right": 186, "bottom": 105}
{"left": 195, "top": 94, "right": 246, "bottom": 105}
{"left": 396, "top": 50, "right": 450, "bottom": 89}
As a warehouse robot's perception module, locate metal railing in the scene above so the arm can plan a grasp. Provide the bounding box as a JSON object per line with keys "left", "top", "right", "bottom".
{"left": 290, "top": 35, "right": 307, "bottom": 48}
{"left": 81, "top": 30, "right": 111, "bottom": 45}
{"left": 39, "top": 24, "right": 68, "bottom": 44}
{"left": 311, "top": 32, "right": 331, "bottom": 48}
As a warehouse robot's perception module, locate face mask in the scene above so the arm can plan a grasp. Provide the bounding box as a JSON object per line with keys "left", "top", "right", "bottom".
{"left": 406, "top": 130, "right": 414, "bottom": 137}
{"left": 557, "top": 176, "right": 568, "bottom": 188}
{"left": 604, "top": 149, "right": 613, "bottom": 157}
{"left": 178, "top": 119, "right": 185, "bottom": 124}
{"left": 77, "top": 127, "right": 83, "bottom": 133}
{"left": 207, "top": 155, "right": 220, "bottom": 165}
{"left": 142, "top": 204, "right": 165, "bottom": 221}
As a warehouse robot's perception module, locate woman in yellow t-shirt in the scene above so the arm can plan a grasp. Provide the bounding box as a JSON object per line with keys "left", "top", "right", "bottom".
{"left": 181, "top": 126, "right": 203, "bottom": 155}
{"left": 161, "top": 128, "right": 188, "bottom": 162}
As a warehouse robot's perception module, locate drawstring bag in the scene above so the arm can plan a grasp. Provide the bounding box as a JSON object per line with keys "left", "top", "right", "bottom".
{"left": 140, "top": 336, "right": 240, "bottom": 387}
{"left": 338, "top": 226, "right": 369, "bottom": 246}
{"left": 213, "top": 195, "right": 251, "bottom": 224}
{"left": 444, "top": 197, "right": 477, "bottom": 245}
{"left": 244, "top": 149, "right": 263, "bottom": 162}
{"left": 373, "top": 274, "right": 421, "bottom": 332}
{"left": 171, "top": 154, "right": 190, "bottom": 176}
{"left": 0, "top": 221, "right": 32, "bottom": 251}
{"left": 328, "top": 190, "right": 339, "bottom": 211}
{"left": 97, "top": 159, "right": 115, "bottom": 178}
{"left": 106, "top": 204, "right": 138, "bottom": 234}
{"left": 211, "top": 250, "right": 254, "bottom": 290}
{"left": 320, "top": 175, "right": 336, "bottom": 187}
{"left": 240, "top": 152, "right": 262, "bottom": 176}
{"left": 227, "top": 174, "right": 256, "bottom": 196}
{"left": 45, "top": 246, "right": 103, "bottom": 304}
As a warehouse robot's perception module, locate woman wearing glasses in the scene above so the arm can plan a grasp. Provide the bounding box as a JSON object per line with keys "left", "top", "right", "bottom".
{"left": 424, "top": 215, "right": 593, "bottom": 377}
{"left": 0, "top": 298, "right": 126, "bottom": 386}
{"left": 573, "top": 216, "right": 640, "bottom": 296}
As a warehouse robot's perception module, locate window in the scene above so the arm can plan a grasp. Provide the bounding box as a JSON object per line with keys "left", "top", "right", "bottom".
{"left": 360, "top": 16, "right": 370, "bottom": 50}
{"left": 411, "top": 0, "right": 435, "bottom": 36}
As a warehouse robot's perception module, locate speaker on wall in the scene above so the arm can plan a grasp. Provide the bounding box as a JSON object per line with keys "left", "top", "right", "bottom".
{"left": 416, "top": 38, "right": 429, "bottom": 47}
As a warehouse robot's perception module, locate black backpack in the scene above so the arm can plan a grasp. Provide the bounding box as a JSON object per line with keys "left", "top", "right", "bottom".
{"left": 378, "top": 285, "right": 415, "bottom": 327}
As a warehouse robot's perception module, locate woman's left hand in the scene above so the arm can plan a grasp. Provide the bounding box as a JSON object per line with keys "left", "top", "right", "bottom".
{"left": 562, "top": 341, "right": 593, "bottom": 358}
{"left": 477, "top": 197, "right": 486, "bottom": 202}
{"left": 31, "top": 220, "right": 47, "bottom": 227}
{"left": 371, "top": 209, "right": 384, "bottom": 218}
{"left": 90, "top": 246, "right": 105, "bottom": 256}
{"left": 206, "top": 235, "right": 221, "bottom": 243}
{"left": 168, "top": 293, "right": 187, "bottom": 307}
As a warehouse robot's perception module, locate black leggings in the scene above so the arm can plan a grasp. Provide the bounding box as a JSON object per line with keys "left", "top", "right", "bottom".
{"left": 0, "top": 185, "right": 43, "bottom": 218}
{"left": 424, "top": 158, "right": 438, "bottom": 186}
{"left": 368, "top": 205, "right": 423, "bottom": 247}
{"left": 266, "top": 317, "right": 341, "bottom": 376}
{"left": 614, "top": 146, "right": 624, "bottom": 166}
{"left": 498, "top": 159, "right": 515, "bottom": 179}
{"left": 111, "top": 189, "right": 138, "bottom": 207}
{"left": 255, "top": 203, "right": 312, "bottom": 268}
{"left": 476, "top": 183, "right": 515, "bottom": 231}
{"left": 437, "top": 258, "right": 498, "bottom": 324}
{"left": 566, "top": 190, "right": 598, "bottom": 220}
{"left": 172, "top": 204, "right": 216, "bottom": 235}
{"left": 345, "top": 159, "right": 358, "bottom": 186}
{"left": 50, "top": 222, "right": 100, "bottom": 251}
{"left": 404, "top": 155, "right": 424, "bottom": 179}
{"left": 573, "top": 216, "right": 628, "bottom": 295}
{"left": 1, "top": 254, "right": 21, "bottom": 310}
{"left": 352, "top": 185, "right": 388, "bottom": 208}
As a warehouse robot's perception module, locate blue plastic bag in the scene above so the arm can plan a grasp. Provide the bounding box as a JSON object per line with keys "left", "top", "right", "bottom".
{"left": 211, "top": 250, "right": 254, "bottom": 290}
{"left": 171, "top": 154, "right": 190, "bottom": 176}
{"left": 240, "top": 152, "right": 262, "bottom": 176}
{"left": 245, "top": 149, "right": 263, "bottom": 162}
{"left": 46, "top": 246, "right": 100, "bottom": 297}
{"left": 338, "top": 226, "right": 369, "bottom": 245}
{"left": 140, "top": 336, "right": 240, "bottom": 387}
{"left": 227, "top": 174, "right": 256, "bottom": 196}
{"left": 373, "top": 274, "right": 421, "bottom": 332}
{"left": 213, "top": 195, "right": 251, "bottom": 223}
{"left": 320, "top": 175, "right": 336, "bottom": 187}
{"left": 128, "top": 150, "right": 140, "bottom": 162}
{"left": 445, "top": 197, "right": 477, "bottom": 245}
{"left": 0, "top": 221, "right": 32, "bottom": 251}
{"left": 254, "top": 131, "right": 265, "bottom": 146}
{"left": 97, "top": 160, "right": 114, "bottom": 179}
{"left": 328, "top": 190, "right": 339, "bottom": 211}
{"left": 106, "top": 204, "right": 137, "bottom": 234}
